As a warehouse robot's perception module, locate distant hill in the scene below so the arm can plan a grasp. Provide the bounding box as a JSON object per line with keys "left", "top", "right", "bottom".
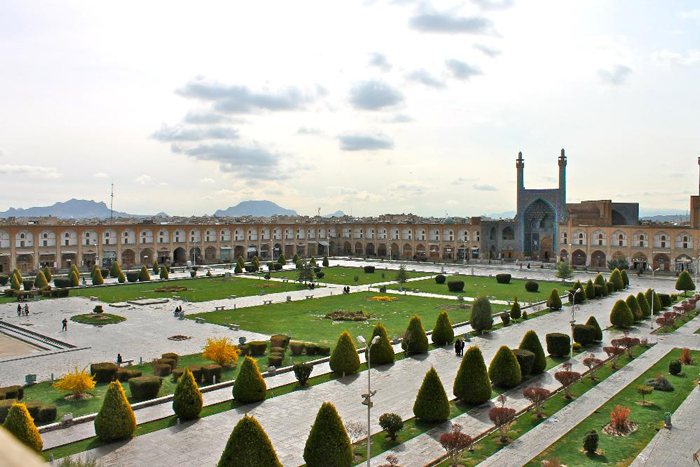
{"left": 0, "top": 199, "right": 152, "bottom": 219}
{"left": 482, "top": 210, "right": 516, "bottom": 219}
{"left": 213, "top": 200, "right": 298, "bottom": 217}
{"left": 324, "top": 210, "right": 345, "bottom": 218}
{"left": 641, "top": 214, "right": 688, "bottom": 223}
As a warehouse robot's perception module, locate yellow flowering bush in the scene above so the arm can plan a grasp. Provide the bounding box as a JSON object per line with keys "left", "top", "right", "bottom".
{"left": 370, "top": 296, "right": 397, "bottom": 302}
{"left": 53, "top": 365, "right": 96, "bottom": 398}
{"left": 203, "top": 337, "right": 240, "bottom": 366}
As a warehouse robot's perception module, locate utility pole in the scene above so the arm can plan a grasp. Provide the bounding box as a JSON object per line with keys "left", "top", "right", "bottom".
{"left": 110, "top": 182, "right": 114, "bottom": 225}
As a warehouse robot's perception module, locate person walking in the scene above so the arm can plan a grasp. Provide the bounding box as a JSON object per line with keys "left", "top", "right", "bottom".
{"left": 17, "top": 304, "right": 21, "bottom": 317}
{"left": 24, "top": 304, "right": 29, "bottom": 316}
{"left": 61, "top": 318, "right": 68, "bottom": 332}
{"left": 454, "top": 338, "right": 461, "bottom": 357}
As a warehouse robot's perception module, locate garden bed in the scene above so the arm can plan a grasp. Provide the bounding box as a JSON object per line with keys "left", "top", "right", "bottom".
{"left": 70, "top": 313, "right": 126, "bottom": 325}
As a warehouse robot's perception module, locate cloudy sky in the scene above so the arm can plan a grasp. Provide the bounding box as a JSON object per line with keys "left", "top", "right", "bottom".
{"left": 1, "top": 0, "right": 699, "bottom": 217}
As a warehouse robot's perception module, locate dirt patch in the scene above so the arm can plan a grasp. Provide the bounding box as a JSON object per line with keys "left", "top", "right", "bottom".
{"left": 602, "top": 421, "right": 639, "bottom": 437}
{"left": 168, "top": 335, "right": 192, "bottom": 341}
{"left": 324, "top": 311, "right": 371, "bottom": 321}
{"left": 154, "top": 286, "right": 188, "bottom": 293}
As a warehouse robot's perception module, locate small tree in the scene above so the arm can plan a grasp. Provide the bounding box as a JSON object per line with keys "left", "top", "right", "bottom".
{"left": 613, "top": 334, "right": 640, "bottom": 358}
{"left": 547, "top": 289, "right": 562, "bottom": 310}
{"left": 234, "top": 262, "right": 243, "bottom": 274}
{"left": 626, "top": 294, "right": 642, "bottom": 322}
{"left": 110, "top": 261, "right": 121, "bottom": 278}
{"left": 555, "top": 260, "right": 574, "bottom": 280}
{"left": 218, "top": 415, "right": 282, "bottom": 467}
{"left": 303, "top": 402, "right": 352, "bottom": 467}
{"left": 610, "top": 299, "right": 634, "bottom": 328}
{"left": 369, "top": 323, "right": 395, "bottom": 365}
{"left": 675, "top": 270, "right": 695, "bottom": 296}
{"left": 53, "top": 365, "right": 96, "bottom": 399}
{"left": 636, "top": 384, "right": 653, "bottom": 405}
{"left": 471, "top": 296, "right": 493, "bottom": 334}
{"left": 583, "top": 354, "right": 603, "bottom": 380}
{"left": 610, "top": 405, "right": 631, "bottom": 432}
{"left": 232, "top": 357, "right": 267, "bottom": 403}
{"left": 440, "top": 424, "right": 473, "bottom": 467}
{"left": 237, "top": 256, "right": 245, "bottom": 270}
{"left": 519, "top": 330, "right": 546, "bottom": 374}
{"left": 509, "top": 298, "right": 521, "bottom": 320}
{"left": 523, "top": 385, "right": 551, "bottom": 418}
{"left": 636, "top": 291, "right": 651, "bottom": 317}
{"left": 118, "top": 271, "right": 126, "bottom": 283}
{"left": 489, "top": 346, "right": 522, "bottom": 388}
{"left": 395, "top": 265, "right": 409, "bottom": 285}
{"left": 330, "top": 331, "right": 360, "bottom": 375}
{"left": 603, "top": 343, "right": 625, "bottom": 370}
{"left": 34, "top": 270, "right": 49, "bottom": 289}
{"left": 610, "top": 268, "right": 624, "bottom": 290}
{"left": 413, "top": 367, "right": 450, "bottom": 422}
{"left": 584, "top": 280, "right": 595, "bottom": 300}
{"left": 2, "top": 403, "right": 43, "bottom": 452}
{"left": 345, "top": 421, "right": 366, "bottom": 445}
{"left": 152, "top": 262, "right": 160, "bottom": 275}
{"left": 431, "top": 311, "right": 454, "bottom": 345}
{"left": 94, "top": 381, "right": 136, "bottom": 441}
{"left": 489, "top": 405, "right": 516, "bottom": 443}
{"left": 43, "top": 265, "right": 53, "bottom": 282}
{"left": 139, "top": 265, "right": 151, "bottom": 281}
{"left": 322, "top": 255, "right": 329, "bottom": 267}
{"left": 160, "top": 264, "right": 169, "bottom": 279}
{"left": 202, "top": 337, "right": 240, "bottom": 366}
{"left": 402, "top": 314, "right": 429, "bottom": 355}
{"left": 680, "top": 347, "right": 694, "bottom": 365}
{"left": 277, "top": 254, "right": 286, "bottom": 266}
{"left": 621, "top": 269, "right": 630, "bottom": 287}
{"left": 10, "top": 273, "right": 21, "bottom": 291}
{"left": 453, "top": 346, "right": 491, "bottom": 404}
{"left": 583, "top": 430, "right": 599, "bottom": 454}
{"left": 293, "top": 362, "right": 313, "bottom": 386}
{"left": 92, "top": 268, "right": 104, "bottom": 286}
{"left": 173, "top": 368, "right": 203, "bottom": 420}
{"left": 585, "top": 316, "right": 603, "bottom": 342}
{"left": 252, "top": 255, "right": 260, "bottom": 271}
{"left": 379, "top": 413, "right": 404, "bottom": 441}
{"left": 297, "top": 260, "right": 314, "bottom": 284}
{"left": 554, "top": 369, "right": 581, "bottom": 399}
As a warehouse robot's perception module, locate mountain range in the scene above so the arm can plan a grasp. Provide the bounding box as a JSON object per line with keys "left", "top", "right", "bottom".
{"left": 213, "top": 200, "right": 298, "bottom": 217}
{"left": 0, "top": 199, "right": 153, "bottom": 219}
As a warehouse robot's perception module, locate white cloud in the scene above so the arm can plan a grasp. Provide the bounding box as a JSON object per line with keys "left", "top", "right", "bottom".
{"left": 406, "top": 69, "right": 446, "bottom": 89}
{"left": 338, "top": 134, "right": 394, "bottom": 151}
{"left": 597, "top": 64, "right": 632, "bottom": 85}
{"left": 680, "top": 10, "right": 700, "bottom": 21}
{"left": 474, "top": 183, "right": 497, "bottom": 191}
{"left": 652, "top": 49, "right": 700, "bottom": 67}
{"left": 93, "top": 172, "right": 109, "bottom": 178}
{"left": 349, "top": 80, "right": 404, "bottom": 110}
{"left": 0, "top": 165, "right": 61, "bottom": 179}
{"left": 368, "top": 52, "right": 392, "bottom": 72}
{"left": 134, "top": 174, "right": 153, "bottom": 184}
{"left": 200, "top": 178, "right": 215, "bottom": 184}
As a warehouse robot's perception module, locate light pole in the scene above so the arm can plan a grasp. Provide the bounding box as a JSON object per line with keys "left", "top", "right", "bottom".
{"left": 650, "top": 267, "right": 659, "bottom": 330}
{"left": 357, "top": 335, "right": 380, "bottom": 467}
{"left": 570, "top": 288, "right": 580, "bottom": 360}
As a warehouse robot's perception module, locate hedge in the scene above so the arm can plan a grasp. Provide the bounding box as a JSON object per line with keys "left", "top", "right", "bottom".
{"left": 488, "top": 346, "right": 522, "bottom": 388}
{"left": 453, "top": 346, "right": 491, "bottom": 404}
{"left": 525, "top": 281, "right": 539, "bottom": 292}
{"left": 572, "top": 324, "right": 596, "bottom": 346}
{"left": 519, "top": 330, "right": 546, "bottom": 374}
{"left": 363, "top": 266, "right": 375, "bottom": 273}
{"left": 54, "top": 277, "right": 72, "bottom": 288}
{"left": 431, "top": 311, "right": 454, "bottom": 346}
{"left": 546, "top": 333, "right": 571, "bottom": 357}
{"left": 658, "top": 293, "right": 672, "bottom": 308}
{"left": 289, "top": 341, "right": 305, "bottom": 356}
{"left": 471, "top": 296, "right": 493, "bottom": 334}
{"left": 0, "top": 385, "right": 24, "bottom": 400}
{"left": 610, "top": 299, "right": 634, "bottom": 328}
{"left": 173, "top": 368, "right": 203, "bottom": 421}
{"left": 435, "top": 274, "right": 446, "bottom": 284}
{"left": 0, "top": 275, "right": 8, "bottom": 286}
{"left": 369, "top": 323, "right": 395, "bottom": 365}
{"left": 330, "top": 331, "right": 360, "bottom": 375}
{"left": 447, "top": 280, "right": 465, "bottom": 292}
{"left": 2, "top": 403, "right": 43, "bottom": 452}
{"left": 219, "top": 415, "right": 282, "bottom": 467}
{"left": 94, "top": 381, "right": 136, "bottom": 442}
{"left": 402, "top": 315, "right": 429, "bottom": 355}
{"left": 496, "top": 273, "right": 511, "bottom": 284}
{"left": 202, "top": 364, "right": 223, "bottom": 385}
{"left": 248, "top": 341, "right": 268, "bottom": 356}
{"left": 128, "top": 376, "right": 162, "bottom": 400}
{"left": 90, "top": 362, "right": 118, "bottom": 383}
{"left": 188, "top": 365, "right": 203, "bottom": 383}
{"left": 512, "top": 348, "right": 535, "bottom": 378}
{"left": 413, "top": 367, "right": 450, "bottom": 422}
{"left": 303, "top": 402, "right": 352, "bottom": 467}
{"left": 116, "top": 369, "right": 142, "bottom": 382}
{"left": 270, "top": 334, "right": 290, "bottom": 349}
{"left": 126, "top": 271, "right": 139, "bottom": 283}
{"left": 233, "top": 357, "right": 266, "bottom": 404}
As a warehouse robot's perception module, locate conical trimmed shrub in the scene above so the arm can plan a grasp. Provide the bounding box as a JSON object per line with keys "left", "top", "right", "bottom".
{"left": 118, "top": 271, "right": 126, "bottom": 283}
{"left": 610, "top": 299, "right": 634, "bottom": 328}
{"left": 488, "top": 345, "right": 522, "bottom": 388}
{"left": 322, "top": 255, "right": 329, "bottom": 267}
{"left": 369, "top": 323, "right": 395, "bottom": 365}
{"left": 330, "top": 331, "right": 360, "bottom": 375}
{"left": 676, "top": 270, "right": 695, "bottom": 296}
{"left": 453, "top": 346, "right": 491, "bottom": 404}
{"left": 519, "top": 330, "right": 546, "bottom": 374}
{"left": 626, "top": 294, "right": 642, "bottom": 322}
{"left": 173, "top": 368, "right": 203, "bottom": 421}
{"left": 10, "top": 273, "right": 21, "bottom": 291}
{"left": 43, "top": 265, "right": 53, "bottom": 282}
{"left": 233, "top": 357, "right": 267, "bottom": 403}
{"left": 594, "top": 273, "right": 609, "bottom": 295}
{"left": 402, "top": 314, "right": 429, "bottom": 354}
{"left": 621, "top": 269, "right": 629, "bottom": 288}
{"left": 139, "top": 265, "right": 151, "bottom": 281}
{"left": 645, "top": 288, "right": 662, "bottom": 314}
{"left": 303, "top": 402, "right": 352, "bottom": 467}
{"left": 510, "top": 298, "right": 522, "bottom": 320}
{"left": 92, "top": 268, "right": 104, "bottom": 286}
{"left": 234, "top": 263, "right": 243, "bottom": 274}
{"left": 585, "top": 316, "right": 603, "bottom": 341}
{"left": 610, "top": 269, "right": 624, "bottom": 291}
{"left": 584, "top": 280, "right": 595, "bottom": 300}
{"left": 160, "top": 265, "right": 169, "bottom": 280}
{"left": 33, "top": 270, "right": 48, "bottom": 289}
{"left": 152, "top": 262, "right": 160, "bottom": 275}
{"left": 2, "top": 403, "right": 42, "bottom": 452}
{"left": 636, "top": 292, "right": 651, "bottom": 317}
{"left": 431, "top": 311, "right": 454, "bottom": 346}
{"left": 413, "top": 367, "right": 450, "bottom": 422}
{"left": 110, "top": 261, "right": 121, "bottom": 278}
{"left": 471, "top": 296, "right": 493, "bottom": 334}
{"left": 547, "top": 289, "right": 562, "bottom": 310}
{"left": 94, "top": 381, "right": 136, "bottom": 441}
{"left": 218, "top": 415, "right": 282, "bottom": 467}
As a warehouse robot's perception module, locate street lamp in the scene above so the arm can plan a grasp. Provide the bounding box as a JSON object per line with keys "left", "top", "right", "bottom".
{"left": 357, "top": 334, "right": 380, "bottom": 467}
{"left": 650, "top": 267, "right": 660, "bottom": 330}
{"left": 570, "top": 288, "right": 580, "bottom": 360}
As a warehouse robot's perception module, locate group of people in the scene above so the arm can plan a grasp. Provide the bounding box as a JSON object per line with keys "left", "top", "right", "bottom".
{"left": 307, "top": 282, "right": 317, "bottom": 290}
{"left": 16, "top": 304, "right": 29, "bottom": 317}
{"left": 454, "top": 337, "right": 466, "bottom": 357}
{"left": 342, "top": 286, "right": 351, "bottom": 294}
{"left": 173, "top": 305, "right": 184, "bottom": 315}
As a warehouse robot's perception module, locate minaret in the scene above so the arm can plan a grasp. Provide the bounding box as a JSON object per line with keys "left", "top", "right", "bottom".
{"left": 516, "top": 151, "right": 525, "bottom": 190}
{"left": 558, "top": 148, "right": 567, "bottom": 220}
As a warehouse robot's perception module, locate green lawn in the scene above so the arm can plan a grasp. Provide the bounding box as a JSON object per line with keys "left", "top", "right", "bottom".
{"left": 23, "top": 349, "right": 315, "bottom": 425}
{"left": 70, "top": 313, "right": 126, "bottom": 325}
{"left": 655, "top": 312, "right": 696, "bottom": 333}
{"left": 271, "top": 266, "right": 430, "bottom": 286}
{"left": 69, "top": 276, "right": 311, "bottom": 303}
{"left": 190, "top": 292, "right": 508, "bottom": 348}
{"left": 387, "top": 275, "right": 571, "bottom": 303}
{"left": 526, "top": 347, "right": 700, "bottom": 467}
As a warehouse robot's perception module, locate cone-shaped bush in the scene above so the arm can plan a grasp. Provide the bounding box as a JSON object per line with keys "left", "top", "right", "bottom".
{"left": 43, "top": 265, "right": 53, "bottom": 282}
{"left": 595, "top": 273, "right": 609, "bottom": 295}
{"left": 12, "top": 268, "right": 23, "bottom": 282}
{"left": 369, "top": 323, "right": 394, "bottom": 365}
{"left": 547, "top": 289, "right": 562, "bottom": 310}
{"left": 330, "top": 331, "right": 360, "bottom": 375}
{"left": 584, "top": 280, "right": 596, "bottom": 300}
{"left": 160, "top": 265, "right": 169, "bottom": 280}
{"left": 453, "top": 346, "right": 491, "bottom": 404}
{"left": 431, "top": 311, "right": 454, "bottom": 345}
{"left": 610, "top": 299, "right": 634, "bottom": 328}
{"left": 233, "top": 357, "right": 267, "bottom": 403}
{"left": 510, "top": 298, "right": 522, "bottom": 320}
{"left": 2, "top": 403, "right": 42, "bottom": 452}
{"left": 585, "top": 316, "right": 603, "bottom": 341}
{"left": 152, "top": 262, "right": 160, "bottom": 275}
{"left": 173, "top": 368, "right": 203, "bottom": 421}
{"left": 610, "top": 269, "right": 624, "bottom": 291}
{"left": 636, "top": 292, "right": 651, "bottom": 317}
{"left": 322, "top": 255, "right": 329, "bottom": 267}
{"left": 92, "top": 268, "right": 104, "bottom": 286}
{"left": 139, "top": 265, "right": 151, "bottom": 281}
{"left": 277, "top": 254, "right": 286, "bottom": 266}
{"left": 10, "top": 273, "right": 21, "bottom": 290}
{"left": 625, "top": 294, "right": 642, "bottom": 322}
{"left": 471, "top": 296, "right": 494, "bottom": 334}
{"left": 621, "top": 269, "right": 630, "bottom": 288}
{"left": 519, "top": 330, "right": 546, "bottom": 374}
{"left": 33, "top": 270, "right": 48, "bottom": 289}
{"left": 645, "top": 288, "right": 662, "bottom": 314}
{"left": 402, "top": 314, "right": 429, "bottom": 354}
{"left": 488, "top": 346, "right": 522, "bottom": 388}
{"left": 676, "top": 270, "right": 695, "bottom": 295}
{"left": 234, "top": 263, "right": 242, "bottom": 274}
{"left": 218, "top": 415, "right": 282, "bottom": 467}
{"left": 94, "top": 381, "right": 136, "bottom": 442}
{"left": 118, "top": 271, "right": 126, "bottom": 283}
{"left": 413, "top": 367, "right": 450, "bottom": 422}
{"left": 110, "top": 261, "right": 121, "bottom": 278}
{"left": 303, "top": 402, "right": 352, "bottom": 467}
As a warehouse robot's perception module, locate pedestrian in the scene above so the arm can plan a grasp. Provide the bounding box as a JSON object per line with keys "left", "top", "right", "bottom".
{"left": 24, "top": 304, "right": 29, "bottom": 316}
{"left": 17, "top": 304, "right": 21, "bottom": 317}
{"left": 117, "top": 353, "right": 123, "bottom": 365}
{"left": 61, "top": 318, "right": 68, "bottom": 331}
{"left": 459, "top": 339, "right": 465, "bottom": 356}
{"left": 454, "top": 338, "right": 461, "bottom": 357}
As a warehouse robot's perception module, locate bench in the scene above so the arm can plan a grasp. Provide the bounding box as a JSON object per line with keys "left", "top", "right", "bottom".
{"left": 195, "top": 317, "right": 205, "bottom": 324}
{"left": 229, "top": 324, "right": 240, "bottom": 331}
{"left": 263, "top": 300, "right": 273, "bottom": 305}
{"left": 306, "top": 295, "right": 314, "bottom": 300}
{"left": 117, "top": 359, "right": 134, "bottom": 367}
{"left": 229, "top": 295, "right": 237, "bottom": 299}
{"left": 214, "top": 306, "right": 225, "bottom": 311}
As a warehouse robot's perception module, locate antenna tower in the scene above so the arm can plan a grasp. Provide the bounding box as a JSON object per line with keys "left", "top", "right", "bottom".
{"left": 110, "top": 183, "right": 114, "bottom": 224}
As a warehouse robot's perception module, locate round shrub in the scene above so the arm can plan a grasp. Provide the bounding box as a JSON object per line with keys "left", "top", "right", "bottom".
{"left": 202, "top": 364, "right": 223, "bottom": 384}
{"left": 219, "top": 415, "right": 282, "bottom": 467}
{"left": 594, "top": 273, "right": 608, "bottom": 295}
{"left": 173, "top": 368, "right": 202, "bottom": 421}
{"left": 470, "top": 296, "right": 493, "bottom": 334}
{"left": 303, "top": 402, "right": 352, "bottom": 467}
{"left": 289, "top": 341, "right": 305, "bottom": 356}
{"left": 607, "top": 280, "right": 617, "bottom": 293}
{"left": 402, "top": 314, "right": 429, "bottom": 355}
{"left": 583, "top": 430, "right": 599, "bottom": 454}
{"left": 658, "top": 293, "right": 672, "bottom": 308}
{"left": 90, "top": 362, "right": 118, "bottom": 383}
{"left": 453, "top": 346, "right": 491, "bottom": 404}
{"left": 488, "top": 346, "right": 522, "bottom": 388}
{"left": 2, "top": 403, "right": 42, "bottom": 452}
{"left": 248, "top": 341, "right": 268, "bottom": 356}
{"left": 413, "top": 367, "right": 450, "bottom": 422}
{"left": 233, "top": 357, "right": 267, "bottom": 404}
{"left": 519, "top": 330, "right": 546, "bottom": 374}
{"left": 37, "top": 404, "right": 57, "bottom": 424}
{"left": 585, "top": 316, "right": 603, "bottom": 342}
{"left": 154, "top": 364, "right": 171, "bottom": 377}
{"left": 126, "top": 271, "right": 139, "bottom": 283}
{"left": 270, "top": 334, "right": 290, "bottom": 349}
{"left": 669, "top": 359, "right": 682, "bottom": 375}
{"left": 188, "top": 365, "right": 203, "bottom": 383}
{"left": 157, "top": 358, "right": 177, "bottom": 370}
{"left": 610, "top": 299, "right": 634, "bottom": 328}
{"left": 369, "top": 323, "right": 395, "bottom": 366}
{"left": 546, "top": 333, "right": 571, "bottom": 357}
{"left": 435, "top": 274, "right": 446, "bottom": 284}
{"left": 512, "top": 348, "right": 535, "bottom": 377}
{"left": 315, "top": 271, "right": 325, "bottom": 279}
{"left": 294, "top": 362, "right": 313, "bottom": 386}
{"left": 501, "top": 313, "right": 511, "bottom": 326}
{"left": 431, "top": 311, "right": 454, "bottom": 346}
{"left": 496, "top": 273, "right": 511, "bottom": 284}
{"left": 94, "top": 381, "right": 136, "bottom": 441}
{"left": 568, "top": 287, "right": 585, "bottom": 304}
{"left": 525, "top": 281, "right": 539, "bottom": 292}
{"left": 379, "top": 413, "right": 404, "bottom": 441}
{"left": 268, "top": 355, "right": 284, "bottom": 368}
{"left": 547, "top": 289, "right": 562, "bottom": 311}
{"left": 129, "top": 376, "right": 162, "bottom": 400}
{"left": 364, "top": 266, "right": 375, "bottom": 273}
{"left": 447, "top": 281, "right": 465, "bottom": 292}
{"left": 162, "top": 352, "right": 179, "bottom": 366}
{"left": 330, "top": 331, "right": 360, "bottom": 375}
{"left": 116, "top": 368, "right": 142, "bottom": 382}
{"left": 572, "top": 324, "right": 596, "bottom": 346}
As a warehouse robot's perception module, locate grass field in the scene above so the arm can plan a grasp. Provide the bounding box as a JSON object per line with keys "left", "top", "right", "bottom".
{"left": 70, "top": 313, "right": 126, "bottom": 325}
{"left": 526, "top": 347, "right": 700, "bottom": 466}
{"left": 22, "top": 349, "right": 315, "bottom": 424}
{"left": 69, "top": 276, "right": 310, "bottom": 303}
{"left": 387, "top": 274, "right": 571, "bottom": 302}
{"left": 272, "top": 266, "right": 430, "bottom": 286}
{"left": 190, "top": 292, "right": 509, "bottom": 348}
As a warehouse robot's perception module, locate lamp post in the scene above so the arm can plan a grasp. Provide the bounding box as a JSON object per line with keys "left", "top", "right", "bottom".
{"left": 650, "top": 267, "right": 660, "bottom": 330}
{"left": 357, "top": 335, "right": 380, "bottom": 467}
{"left": 570, "top": 288, "right": 580, "bottom": 360}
